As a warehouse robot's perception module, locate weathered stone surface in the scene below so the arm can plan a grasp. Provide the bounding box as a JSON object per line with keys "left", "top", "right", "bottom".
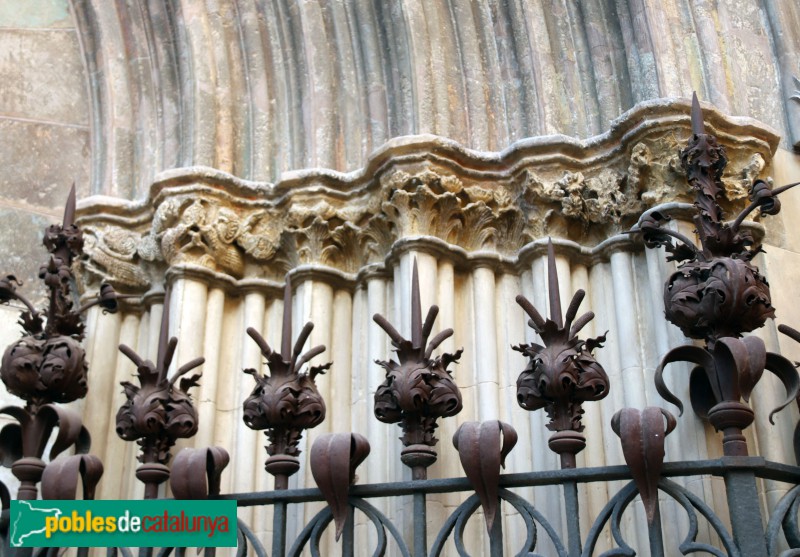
{"left": 0, "top": 0, "right": 72, "bottom": 29}
{"left": 0, "top": 119, "right": 90, "bottom": 209}
{"left": 70, "top": 0, "right": 800, "bottom": 197}
{"left": 75, "top": 100, "right": 779, "bottom": 295}
{"left": 0, "top": 207, "right": 49, "bottom": 305}
{"left": 0, "top": 29, "right": 88, "bottom": 124}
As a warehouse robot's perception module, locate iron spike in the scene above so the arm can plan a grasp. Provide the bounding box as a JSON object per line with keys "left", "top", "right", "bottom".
{"left": 411, "top": 258, "right": 422, "bottom": 348}
{"left": 156, "top": 287, "right": 171, "bottom": 379}
{"left": 281, "top": 277, "right": 293, "bottom": 360}
{"left": 691, "top": 92, "right": 705, "bottom": 136}
{"left": 547, "top": 239, "right": 563, "bottom": 328}
{"left": 63, "top": 182, "right": 76, "bottom": 228}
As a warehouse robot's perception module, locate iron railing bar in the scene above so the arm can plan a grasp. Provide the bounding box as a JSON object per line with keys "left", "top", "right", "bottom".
{"left": 563, "top": 480, "right": 582, "bottom": 556}
{"left": 216, "top": 458, "right": 800, "bottom": 507}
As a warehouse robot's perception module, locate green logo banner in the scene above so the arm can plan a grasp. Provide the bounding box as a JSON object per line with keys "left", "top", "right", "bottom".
{"left": 10, "top": 500, "right": 238, "bottom": 548}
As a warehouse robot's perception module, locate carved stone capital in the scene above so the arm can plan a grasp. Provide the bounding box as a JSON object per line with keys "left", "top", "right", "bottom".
{"left": 75, "top": 100, "right": 779, "bottom": 296}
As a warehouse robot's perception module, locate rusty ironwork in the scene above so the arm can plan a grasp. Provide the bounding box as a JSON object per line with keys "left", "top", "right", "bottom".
{"left": 309, "top": 432, "right": 370, "bottom": 540}
{"left": 116, "top": 287, "right": 205, "bottom": 498}
{"left": 242, "top": 277, "right": 330, "bottom": 490}
{"left": 611, "top": 407, "right": 676, "bottom": 524}
{"left": 169, "top": 446, "right": 230, "bottom": 499}
{"left": 0, "top": 186, "right": 119, "bottom": 502}
{"left": 655, "top": 334, "right": 798, "bottom": 455}
{"left": 640, "top": 94, "right": 800, "bottom": 458}
{"left": 5, "top": 100, "right": 800, "bottom": 557}
{"left": 514, "top": 240, "right": 610, "bottom": 469}
{"left": 452, "top": 420, "right": 517, "bottom": 533}
{"left": 638, "top": 94, "right": 799, "bottom": 342}
{"left": 40, "top": 454, "right": 103, "bottom": 500}
{"left": 373, "top": 259, "right": 463, "bottom": 480}
{"left": 776, "top": 323, "right": 800, "bottom": 464}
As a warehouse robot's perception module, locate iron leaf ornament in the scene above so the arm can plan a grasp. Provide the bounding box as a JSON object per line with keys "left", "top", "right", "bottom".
{"left": 242, "top": 277, "right": 329, "bottom": 488}
{"left": 640, "top": 94, "right": 800, "bottom": 456}
{"left": 116, "top": 287, "right": 204, "bottom": 497}
{"left": 514, "top": 240, "right": 609, "bottom": 468}
{"left": 611, "top": 407, "right": 676, "bottom": 524}
{"left": 452, "top": 421, "right": 517, "bottom": 532}
{"left": 0, "top": 187, "right": 123, "bottom": 406}
{"left": 637, "top": 93, "right": 799, "bottom": 342}
{"left": 0, "top": 186, "right": 119, "bottom": 500}
{"left": 310, "top": 432, "right": 370, "bottom": 540}
{"left": 373, "top": 258, "right": 463, "bottom": 479}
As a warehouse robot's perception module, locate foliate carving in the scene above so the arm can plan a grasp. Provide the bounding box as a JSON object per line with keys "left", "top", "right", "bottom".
{"left": 723, "top": 153, "right": 765, "bottom": 202}
{"left": 278, "top": 218, "right": 364, "bottom": 273}
{"left": 82, "top": 226, "right": 150, "bottom": 290}
{"left": 242, "top": 279, "right": 329, "bottom": 484}
{"left": 638, "top": 96, "right": 797, "bottom": 342}
{"left": 626, "top": 138, "right": 685, "bottom": 206}
{"left": 156, "top": 198, "right": 245, "bottom": 276}
{"left": 525, "top": 169, "right": 640, "bottom": 232}
{"left": 643, "top": 94, "right": 800, "bottom": 458}
{"left": 116, "top": 288, "right": 204, "bottom": 466}
{"left": 76, "top": 103, "right": 779, "bottom": 287}
{"left": 379, "top": 169, "right": 529, "bottom": 252}
{"left": 373, "top": 259, "right": 462, "bottom": 478}
{"left": 238, "top": 210, "right": 282, "bottom": 260}
{"left": 514, "top": 241, "right": 609, "bottom": 468}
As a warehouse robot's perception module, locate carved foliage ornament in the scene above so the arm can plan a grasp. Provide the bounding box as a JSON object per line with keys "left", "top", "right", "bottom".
{"left": 514, "top": 241, "right": 609, "bottom": 468}
{"left": 0, "top": 186, "right": 120, "bottom": 500}
{"left": 116, "top": 288, "right": 204, "bottom": 466}
{"left": 78, "top": 111, "right": 775, "bottom": 291}
{"left": 373, "top": 259, "right": 462, "bottom": 477}
{"left": 638, "top": 95, "right": 799, "bottom": 343}
{"left": 242, "top": 277, "right": 329, "bottom": 482}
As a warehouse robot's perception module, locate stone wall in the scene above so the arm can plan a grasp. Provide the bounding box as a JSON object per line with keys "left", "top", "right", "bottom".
{"left": 67, "top": 0, "right": 800, "bottom": 199}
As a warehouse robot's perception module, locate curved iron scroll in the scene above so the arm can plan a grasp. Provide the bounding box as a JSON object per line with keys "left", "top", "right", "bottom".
{"left": 766, "top": 484, "right": 800, "bottom": 556}
{"left": 428, "top": 488, "right": 567, "bottom": 557}
{"left": 236, "top": 517, "right": 268, "bottom": 557}
{"left": 582, "top": 479, "right": 739, "bottom": 556}
{"left": 287, "top": 497, "right": 410, "bottom": 557}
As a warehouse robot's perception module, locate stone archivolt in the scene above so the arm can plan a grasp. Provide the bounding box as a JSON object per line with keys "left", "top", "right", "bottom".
{"left": 75, "top": 101, "right": 778, "bottom": 296}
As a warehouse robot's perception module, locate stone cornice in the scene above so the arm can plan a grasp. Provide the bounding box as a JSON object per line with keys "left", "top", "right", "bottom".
{"left": 74, "top": 100, "right": 780, "bottom": 297}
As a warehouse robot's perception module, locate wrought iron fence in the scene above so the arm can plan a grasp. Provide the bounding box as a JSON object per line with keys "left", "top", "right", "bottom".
{"left": 1, "top": 94, "right": 800, "bottom": 556}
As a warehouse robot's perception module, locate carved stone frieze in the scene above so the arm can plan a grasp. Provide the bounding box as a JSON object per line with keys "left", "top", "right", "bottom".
{"left": 75, "top": 101, "right": 780, "bottom": 295}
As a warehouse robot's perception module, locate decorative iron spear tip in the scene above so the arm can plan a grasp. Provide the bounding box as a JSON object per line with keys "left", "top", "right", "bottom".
{"left": 63, "top": 183, "right": 76, "bottom": 228}
{"left": 411, "top": 258, "right": 422, "bottom": 348}
{"left": 156, "top": 287, "right": 171, "bottom": 376}
{"left": 547, "top": 239, "right": 563, "bottom": 328}
{"left": 691, "top": 92, "right": 705, "bottom": 135}
{"left": 281, "top": 277, "right": 292, "bottom": 360}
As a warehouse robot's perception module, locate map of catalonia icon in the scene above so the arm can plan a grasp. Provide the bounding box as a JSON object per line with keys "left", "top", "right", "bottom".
{"left": 11, "top": 501, "right": 63, "bottom": 546}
